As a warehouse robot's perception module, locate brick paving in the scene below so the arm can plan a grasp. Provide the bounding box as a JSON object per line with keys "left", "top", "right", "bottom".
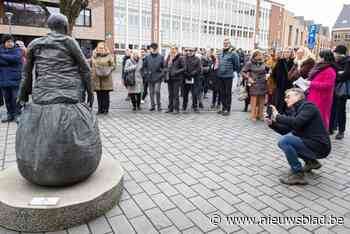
{"left": 0, "top": 72, "right": 350, "bottom": 234}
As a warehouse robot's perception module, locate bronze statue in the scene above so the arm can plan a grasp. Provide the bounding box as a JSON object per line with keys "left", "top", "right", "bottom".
{"left": 16, "top": 13, "right": 102, "bottom": 186}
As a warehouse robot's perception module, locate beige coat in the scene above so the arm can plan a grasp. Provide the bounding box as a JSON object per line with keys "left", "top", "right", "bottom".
{"left": 124, "top": 58, "right": 144, "bottom": 94}
{"left": 92, "top": 52, "right": 115, "bottom": 91}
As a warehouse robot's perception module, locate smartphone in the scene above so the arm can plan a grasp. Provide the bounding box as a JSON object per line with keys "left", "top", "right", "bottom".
{"left": 266, "top": 105, "right": 273, "bottom": 119}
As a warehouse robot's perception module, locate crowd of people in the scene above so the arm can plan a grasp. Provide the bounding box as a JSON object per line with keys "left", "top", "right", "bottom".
{"left": 1, "top": 28, "right": 349, "bottom": 185}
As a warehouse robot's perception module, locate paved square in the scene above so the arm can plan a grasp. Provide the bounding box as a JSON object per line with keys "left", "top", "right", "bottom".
{"left": 0, "top": 73, "right": 349, "bottom": 234}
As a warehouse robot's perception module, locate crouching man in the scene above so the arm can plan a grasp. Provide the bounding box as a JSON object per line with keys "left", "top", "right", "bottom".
{"left": 265, "top": 88, "right": 331, "bottom": 185}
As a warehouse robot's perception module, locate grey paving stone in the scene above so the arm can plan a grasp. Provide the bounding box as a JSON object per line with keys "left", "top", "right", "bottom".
{"left": 289, "top": 226, "right": 312, "bottom": 234}
{"left": 174, "top": 183, "right": 197, "bottom": 198}
{"left": 68, "top": 225, "right": 90, "bottom": 234}
{"left": 165, "top": 209, "right": 194, "bottom": 231}
{"left": 208, "top": 197, "right": 236, "bottom": 215}
{"left": 88, "top": 216, "right": 111, "bottom": 234}
{"left": 105, "top": 205, "right": 123, "bottom": 218}
{"left": 139, "top": 181, "right": 162, "bottom": 195}
{"left": 151, "top": 193, "right": 176, "bottom": 211}
{"left": 258, "top": 195, "right": 289, "bottom": 213}
{"left": 119, "top": 199, "right": 143, "bottom": 219}
{"left": 147, "top": 173, "right": 165, "bottom": 184}
{"left": 145, "top": 208, "right": 173, "bottom": 230}
{"left": 186, "top": 210, "right": 217, "bottom": 233}
{"left": 156, "top": 182, "right": 179, "bottom": 197}
{"left": 169, "top": 194, "right": 196, "bottom": 213}
{"left": 159, "top": 226, "right": 181, "bottom": 234}
{"left": 190, "top": 196, "right": 217, "bottom": 214}
{"left": 181, "top": 226, "right": 203, "bottom": 234}
{"left": 191, "top": 183, "right": 216, "bottom": 199}
{"left": 133, "top": 193, "right": 157, "bottom": 211}
{"left": 129, "top": 216, "right": 158, "bottom": 234}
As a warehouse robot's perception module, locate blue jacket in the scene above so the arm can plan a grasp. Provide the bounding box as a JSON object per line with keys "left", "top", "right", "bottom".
{"left": 217, "top": 48, "right": 240, "bottom": 78}
{"left": 0, "top": 45, "right": 23, "bottom": 87}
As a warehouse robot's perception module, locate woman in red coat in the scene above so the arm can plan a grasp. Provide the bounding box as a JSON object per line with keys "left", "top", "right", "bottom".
{"left": 306, "top": 50, "right": 336, "bottom": 131}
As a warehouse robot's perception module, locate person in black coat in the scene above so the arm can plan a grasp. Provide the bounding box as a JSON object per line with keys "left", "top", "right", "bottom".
{"left": 165, "top": 47, "right": 185, "bottom": 114}
{"left": 122, "top": 49, "right": 131, "bottom": 101}
{"left": 183, "top": 47, "right": 201, "bottom": 113}
{"left": 271, "top": 50, "right": 294, "bottom": 114}
{"left": 330, "top": 45, "right": 350, "bottom": 140}
{"left": 265, "top": 88, "right": 331, "bottom": 185}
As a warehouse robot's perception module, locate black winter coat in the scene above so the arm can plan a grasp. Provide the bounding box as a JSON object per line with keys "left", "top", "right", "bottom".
{"left": 167, "top": 54, "right": 185, "bottom": 81}
{"left": 270, "top": 100, "right": 331, "bottom": 158}
{"left": 184, "top": 56, "right": 201, "bottom": 80}
{"left": 143, "top": 53, "right": 165, "bottom": 83}
{"left": 335, "top": 56, "right": 350, "bottom": 83}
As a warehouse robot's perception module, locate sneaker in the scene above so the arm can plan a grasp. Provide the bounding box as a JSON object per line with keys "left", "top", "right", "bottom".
{"left": 141, "top": 100, "right": 145, "bottom": 104}
{"left": 149, "top": 107, "right": 155, "bottom": 111}
{"left": 279, "top": 172, "right": 308, "bottom": 185}
{"left": 303, "top": 160, "right": 322, "bottom": 173}
{"left": 222, "top": 111, "right": 230, "bottom": 116}
{"left": 335, "top": 132, "right": 345, "bottom": 140}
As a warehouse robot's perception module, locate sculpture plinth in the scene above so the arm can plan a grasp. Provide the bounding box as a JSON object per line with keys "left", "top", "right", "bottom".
{"left": 0, "top": 156, "right": 123, "bottom": 232}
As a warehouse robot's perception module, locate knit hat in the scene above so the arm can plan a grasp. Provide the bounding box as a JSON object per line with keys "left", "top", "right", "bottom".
{"left": 334, "top": 45, "right": 347, "bottom": 55}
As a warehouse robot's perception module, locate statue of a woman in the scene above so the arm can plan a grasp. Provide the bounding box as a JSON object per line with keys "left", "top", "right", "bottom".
{"left": 16, "top": 13, "right": 102, "bottom": 187}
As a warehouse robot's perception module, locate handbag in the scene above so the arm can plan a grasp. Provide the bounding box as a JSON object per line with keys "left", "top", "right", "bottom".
{"left": 238, "top": 84, "right": 248, "bottom": 101}
{"left": 95, "top": 65, "right": 113, "bottom": 77}
{"left": 335, "top": 80, "right": 350, "bottom": 99}
{"left": 125, "top": 71, "right": 136, "bottom": 87}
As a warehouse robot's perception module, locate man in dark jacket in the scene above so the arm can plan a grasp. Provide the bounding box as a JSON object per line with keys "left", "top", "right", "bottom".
{"left": 122, "top": 48, "right": 131, "bottom": 101}
{"left": 143, "top": 43, "right": 164, "bottom": 111}
{"left": 183, "top": 47, "right": 202, "bottom": 113}
{"left": 266, "top": 88, "right": 331, "bottom": 185}
{"left": 0, "top": 35, "right": 23, "bottom": 123}
{"left": 165, "top": 46, "right": 185, "bottom": 114}
{"left": 330, "top": 45, "right": 350, "bottom": 140}
{"left": 217, "top": 38, "right": 240, "bottom": 116}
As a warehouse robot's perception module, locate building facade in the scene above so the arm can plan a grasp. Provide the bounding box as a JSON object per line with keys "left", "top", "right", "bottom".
{"left": 114, "top": 0, "right": 271, "bottom": 52}
{"left": 332, "top": 4, "right": 350, "bottom": 50}
{"left": 0, "top": 0, "right": 114, "bottom": 51}
{"left": 268, "top": 0, "right": 284, "bottom": 50}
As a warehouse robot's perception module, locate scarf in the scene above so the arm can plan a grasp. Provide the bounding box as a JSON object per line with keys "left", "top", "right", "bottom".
{"left": 308, "top": 62, "right": 333, "bottom": 81}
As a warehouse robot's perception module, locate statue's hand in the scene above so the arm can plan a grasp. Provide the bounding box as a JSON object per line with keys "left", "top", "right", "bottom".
{"left": 87, "top": 92, "right": 94, "bottom": 108}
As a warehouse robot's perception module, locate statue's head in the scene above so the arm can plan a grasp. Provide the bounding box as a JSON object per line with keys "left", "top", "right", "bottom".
{"left": 47, "top": 13, "right": 69, "bottom": 35}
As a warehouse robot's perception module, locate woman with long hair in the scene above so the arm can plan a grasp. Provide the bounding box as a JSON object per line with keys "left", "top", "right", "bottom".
{"left": 288, "top": 47, "right": 316, "bottom": 82}
{"left": 241, "top": 50, "right": 267, "bottom": 122}
{"left": 306, "top": 50, "right": 337, "bottom": 131}
{"left": 92, "top": 42, "right": 115, "bottom": 114}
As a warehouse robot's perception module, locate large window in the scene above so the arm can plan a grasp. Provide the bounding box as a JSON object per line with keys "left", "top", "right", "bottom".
{"left": 3, "top": 1, "right": 92, "bottom": 27}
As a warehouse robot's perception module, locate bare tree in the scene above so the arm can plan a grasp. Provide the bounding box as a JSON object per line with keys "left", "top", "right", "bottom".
{"left": 21, "top": 0, "right": 102, "bottom": 35}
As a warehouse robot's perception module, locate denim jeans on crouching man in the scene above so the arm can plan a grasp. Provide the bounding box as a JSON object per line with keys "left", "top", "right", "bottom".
{"left": 278, "top": 133, "right": 317, "bottom": 173}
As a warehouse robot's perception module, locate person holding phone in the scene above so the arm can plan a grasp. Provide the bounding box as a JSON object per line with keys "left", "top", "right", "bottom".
{"left": 265, "top": 88, "right": 331, "bottom": 185}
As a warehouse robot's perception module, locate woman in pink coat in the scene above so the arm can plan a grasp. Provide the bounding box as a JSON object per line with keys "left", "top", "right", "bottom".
{"left": 306, "top": 50, "right": 336, "bottom": 132}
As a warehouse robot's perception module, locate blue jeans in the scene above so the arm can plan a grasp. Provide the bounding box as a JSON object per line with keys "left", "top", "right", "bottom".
{"left": 1, "top": 87, "right": 19, "bottom": 117}
{"left": 278, "top": 133, "right": 317, "bottom": 173}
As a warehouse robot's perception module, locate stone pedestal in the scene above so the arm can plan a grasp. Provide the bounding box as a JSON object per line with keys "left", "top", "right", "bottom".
{"left": 0, "top": 156, "right": 124, "bottom": 232}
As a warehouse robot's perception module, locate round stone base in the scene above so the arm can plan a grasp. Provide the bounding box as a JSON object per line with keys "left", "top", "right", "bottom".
{"left": 0, "top": 156, "right": 124, "bottom": 232}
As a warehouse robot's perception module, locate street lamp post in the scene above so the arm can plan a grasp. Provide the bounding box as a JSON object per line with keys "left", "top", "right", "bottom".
{"left": 5, "top": 12, "right": 13, "bottom": 35}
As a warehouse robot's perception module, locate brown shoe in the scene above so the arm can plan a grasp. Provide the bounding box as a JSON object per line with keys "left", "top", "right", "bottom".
{"left": 303, "top": 160, "right": 322, "bottom": 173}
{"left": 280, "top": 172, "right": 308, "bottom": 185}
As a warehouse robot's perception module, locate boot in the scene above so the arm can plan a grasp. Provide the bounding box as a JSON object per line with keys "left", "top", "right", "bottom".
{"left": 280, "top": 172, "right": 308, "bottom": 185}
{"left": 335, "top": 132, "right": 344, "bottom": 140}
{"left": 303, "top": 160, "right": 322, "bottom": 173}
{"left": 1, "top": 115, "right": 14, "bottom": 123}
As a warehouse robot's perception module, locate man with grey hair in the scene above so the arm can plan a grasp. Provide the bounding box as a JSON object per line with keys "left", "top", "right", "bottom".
{"left": 265, "top": 88, "right": 331, "bottom": 185}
